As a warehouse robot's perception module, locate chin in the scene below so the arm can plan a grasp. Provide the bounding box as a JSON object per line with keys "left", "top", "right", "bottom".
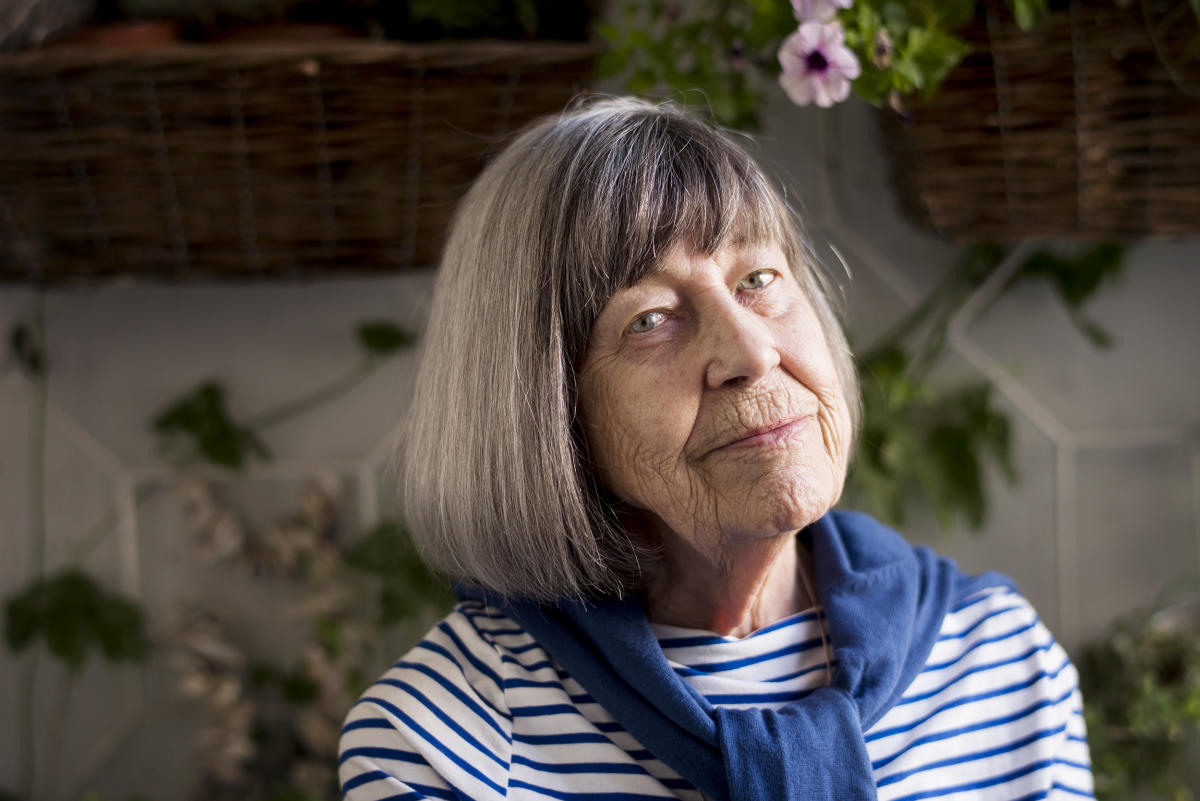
{"left": 739, "top": 467, "right": 842, "bottom": 538}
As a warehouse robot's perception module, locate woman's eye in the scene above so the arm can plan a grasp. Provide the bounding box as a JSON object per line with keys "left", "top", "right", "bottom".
{"left": 738, "top": 269, "right": 777, "bottom": 291}
{"left": 629, "top": 311, "right": 665, "bottom": 335}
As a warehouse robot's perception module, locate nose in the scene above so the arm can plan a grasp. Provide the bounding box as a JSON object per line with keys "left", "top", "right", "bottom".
{"left": 701, "top": 299, "right": 780, "bottom": 390}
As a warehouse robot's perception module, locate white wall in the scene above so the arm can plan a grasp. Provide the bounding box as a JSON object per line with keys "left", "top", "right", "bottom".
{"left": 1, "top": 94, "right": 1197, "bottom": 800}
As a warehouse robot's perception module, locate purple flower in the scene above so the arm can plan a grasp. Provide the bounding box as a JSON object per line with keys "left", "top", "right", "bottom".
{"left": 778, "top": 22, "right": 861, "bottom": 108}
{"left": 791, "top": 0, "right": 853, "bottom": 22}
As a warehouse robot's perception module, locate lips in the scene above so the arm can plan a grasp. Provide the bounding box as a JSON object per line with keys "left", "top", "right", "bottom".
{"left": 704, "top": 415, "right": 812, "bottom": 457}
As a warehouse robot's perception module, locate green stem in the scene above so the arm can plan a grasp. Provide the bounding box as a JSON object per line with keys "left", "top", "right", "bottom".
{"left": 1142, "top": 0, "right": 1200, "bottom": 97}
{"left": 860, "top": 255, "right": 971, "bottom": 364}
{"left": 243, "top": 357, "right": 381, "bottom": 433}
{"left": 29, "top": 292, "right": 47, "bottom": 579}
{"left": 17, "top": 650, "right": 38, "bottom": 801}
{"left": 19, "top": 291, "right": 48, "bottom": 801}
{"left": 1153, "top": 0, "right": 1193, "bottom": 37}
{"left": 863, "top": 245, "right": 1007, "bottom": 379}
{"left": 41, "top": 666, "right": 73, "bottom": 801}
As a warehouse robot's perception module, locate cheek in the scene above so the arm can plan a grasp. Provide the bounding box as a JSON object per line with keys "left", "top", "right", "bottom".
{"left": 578, "top": 364, "right": 697, "bottom": 500}
{"left": 776, "top": 315, "right": 853, "bottom": 458}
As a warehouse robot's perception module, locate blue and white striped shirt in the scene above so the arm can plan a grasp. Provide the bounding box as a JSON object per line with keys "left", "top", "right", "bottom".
{"left": 339, "top": 585, "right": 1093, "bottom": 800}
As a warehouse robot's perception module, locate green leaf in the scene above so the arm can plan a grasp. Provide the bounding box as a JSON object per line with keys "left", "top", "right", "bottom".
{"left": 249, "top": 662, "right": 278, "bottom": 689}
{"left": 628, "top": 67, "right": 660, "bottom": 94}
{"left": 356, "top": 322, "right": 417, "bottom": 356}
{"left": 1009, "top": 0, "right": 1049, "bottom": 31}
{"left": 407, "top": 0, "right": 506, "bottom": 32}
{"left": 595, "top": 23, "right": 621, "bottom": 42}
{"left": 882, "top": 2, "right": 909, "bottom": 25}
{"left": 316, "top": 616, "right": 342, "bottom": 655}
{"left": 4, "top": 569, "right": 148, "bottom": 671}
{"left": 378, "top": 582, "right": 412, "bottom": 627}
{"left": 152, "top": 382, "right": 270, "bottom": 470}
{"left": 930, "top": 422, "right": 986, "bottom": 528}
{"left": 939, "top": 0, "right": 978, "bottom": 28}
{"left": 344, "top": 520, "right": 419, "bottom": 576}
{"left": 1080, "top": 602, "right": 1200, "bottom": 800}
{"left": 344, "top": 666, "right": 369, "bottom": 699}
{"left": 280, "top": 669, "right": 319, "bottom": 704}
{"left": 892, "top": 55, "right": 924, "bottom": 90}
{"left": 1010, "top": 243, "right": 1124, "bottom": 349}
{"left": 513, "top": 0, "right": 538, "bottom": 36}
{"left": 93, "top": 594, "right": 150, "bottom": 663}
{"left": 594, "top": 48, "right": 630, "bottom": 80}
{"left": 910, "top": 29, "right": 971, "bottom": 98}
{"left": 9, "top": 322, "right": 45, "bottom": 377}
{"left": 345, "top": 519, "right": 454, "bottom": 624}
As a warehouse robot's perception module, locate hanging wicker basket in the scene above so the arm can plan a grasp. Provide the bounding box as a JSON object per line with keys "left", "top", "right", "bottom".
{"left": 0, "top": 40, "right": 596, "bottom": 282}
{"left": 883, "top": 0, "right": 1200, "bottom": 241}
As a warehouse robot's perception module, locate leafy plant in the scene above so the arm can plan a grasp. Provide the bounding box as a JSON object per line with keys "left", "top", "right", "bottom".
{"left": 1080, "top": 588, "right": 1200, "bottom": 801}
{"left": 854, "top": 347, "right": 1014, "bottom": 528}
{"left": 151, "top": 320, "right": 417, "bottom": 472}
{"left": 79, "top": 791, "right": 154, "bottom": 801}
{"left": 153, "top": 382, "right": 272, "bottom": 471}
{"left": 846, "top": 242, "right": 1123, "bottom": 531}
{"left": 4, "top": 569, "right": 148, "bottom": 671}
{"left": 8, "top": 321, "right": 45, "bottom": 377}
{"left": 4, "top": 304, "right": 422, "bottom": 801}
{"left": 1005, "top": 243, "right": 1125, "bottom": 349}
{"left": 356, "top": 321, "right": 418, "bottom": 356}
{"left": 598, "top": 0, "right": 1050, "bottom": 127}
{"left": 344, "top": 519, "right": 455, "bottom": 626}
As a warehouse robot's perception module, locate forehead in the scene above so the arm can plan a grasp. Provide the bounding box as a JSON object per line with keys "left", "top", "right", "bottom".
{"left": 620, "top": 238, "right": 792, "bottom": 291}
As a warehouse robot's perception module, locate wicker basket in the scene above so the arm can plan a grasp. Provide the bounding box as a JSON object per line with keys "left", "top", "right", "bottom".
{"left": 0, "top": 40, "right": 596, "bottom": 282}
{"left": 884, "top": 0, "right": 1200, "bottom": 240}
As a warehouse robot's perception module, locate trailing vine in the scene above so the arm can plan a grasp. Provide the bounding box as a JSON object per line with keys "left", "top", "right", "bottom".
{"left": 1, "top": 302, "right": 434, "bottom": 801}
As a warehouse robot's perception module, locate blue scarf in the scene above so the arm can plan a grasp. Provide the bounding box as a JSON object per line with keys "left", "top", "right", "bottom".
{"left": 460, "top": 510, "right": 1014, "bottom": 801}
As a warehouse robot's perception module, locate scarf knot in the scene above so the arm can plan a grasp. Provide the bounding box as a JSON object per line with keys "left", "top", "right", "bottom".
{"left": 716, "top": 687, "right": 875, "bottom": 801}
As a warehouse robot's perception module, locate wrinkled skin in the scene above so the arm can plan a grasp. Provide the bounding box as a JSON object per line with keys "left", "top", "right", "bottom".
{"left": 577, "top": 242, "right": 853, "bottom": 636}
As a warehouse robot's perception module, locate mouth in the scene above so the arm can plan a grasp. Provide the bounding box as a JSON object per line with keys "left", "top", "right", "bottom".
{"left": 705, "top": 415, "right": 812, "bottom": 457}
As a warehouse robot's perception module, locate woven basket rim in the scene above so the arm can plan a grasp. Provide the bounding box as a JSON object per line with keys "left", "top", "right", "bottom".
{"left": 0, "top": 38, "right": 603, "bottom": 71}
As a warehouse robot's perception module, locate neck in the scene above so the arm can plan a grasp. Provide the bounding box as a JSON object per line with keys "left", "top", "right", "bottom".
{"left": 642, "top": 530, "right": 816, "bottom": 638}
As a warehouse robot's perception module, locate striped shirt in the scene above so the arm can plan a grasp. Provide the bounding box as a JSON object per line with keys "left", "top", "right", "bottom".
{"left": 339, "top": 585, "right": 1093, "bottom": 801}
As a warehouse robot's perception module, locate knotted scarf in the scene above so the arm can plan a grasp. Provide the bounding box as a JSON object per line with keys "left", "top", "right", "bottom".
{"left": 460, "top": 509, "right": 1014, "bottom": 801}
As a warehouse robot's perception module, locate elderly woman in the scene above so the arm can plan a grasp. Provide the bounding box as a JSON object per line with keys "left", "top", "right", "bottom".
{"left": 338, "top": 98, "right": 1092, "bottom": 801}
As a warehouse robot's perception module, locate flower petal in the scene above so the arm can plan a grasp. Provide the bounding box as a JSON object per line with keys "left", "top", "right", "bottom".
{"left": 813, "top": 78, "right": 835, "bottom": 107}
{"left": 828, "top": 74, "right": 852, "bottom": 103}
{"left": 791, "top": 0, "right": 816, "bottom": 20}
{"left": 796, "top": 20, "right": 825, "bottom": 51}
{"left": 829, "top": 47, "right": 861, "bottom": 78}
{"left": 779, "top": 71, "right": 817, "bottom": 106}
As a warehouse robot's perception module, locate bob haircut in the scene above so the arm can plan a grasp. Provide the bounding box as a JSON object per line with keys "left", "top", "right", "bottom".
{"left": 402, "top": 96, "right": 860, "bottom": 602}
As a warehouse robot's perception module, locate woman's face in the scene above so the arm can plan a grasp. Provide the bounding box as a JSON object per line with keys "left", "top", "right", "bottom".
{"left": 576, "top": 241, "right": 853, "bottom": 558}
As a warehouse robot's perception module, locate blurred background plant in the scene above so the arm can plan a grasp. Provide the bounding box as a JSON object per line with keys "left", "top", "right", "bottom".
{"left": 1080, "top": 580, "right": 1200, "bottom": 801}
{"left": 3, "top": 0, "right": 595, "bottom": 49}
{"left": 597, "top": 0, "right": 1049, "bottom": 129}
{"left": 846, "top": 242, "right": 1123, "bottom": 532}
{"left": 2, "top": 300, "right": 451, "bottom": 801}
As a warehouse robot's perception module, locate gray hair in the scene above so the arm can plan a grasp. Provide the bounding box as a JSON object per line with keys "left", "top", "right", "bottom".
{"left": 402, "top": 96, "right": 860, "bottom": 602}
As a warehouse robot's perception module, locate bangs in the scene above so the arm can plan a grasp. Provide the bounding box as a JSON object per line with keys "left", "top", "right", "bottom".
{"left": 549, "top": 106, "right": 796, "bottom": 367}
